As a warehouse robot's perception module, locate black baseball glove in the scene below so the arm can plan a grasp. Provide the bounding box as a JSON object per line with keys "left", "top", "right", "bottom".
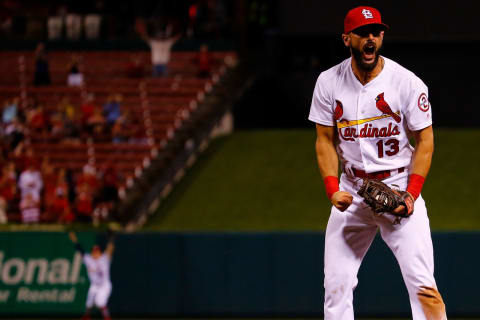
{"left": 357, "top": 178, "right": 413, "bottom": 218}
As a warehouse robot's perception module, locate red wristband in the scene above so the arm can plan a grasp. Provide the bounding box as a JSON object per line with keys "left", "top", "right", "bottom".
{"left": 324, "top": 176, "right": 340, "bottom": 200}
{"left": 406, "top": 174, "right": 425, "bottom": 200}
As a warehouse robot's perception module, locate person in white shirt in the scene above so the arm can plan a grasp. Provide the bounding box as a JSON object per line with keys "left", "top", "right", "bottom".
{"left": 20, "top": 192, "right": 40, "bottom": 223}
{"left": 139, "top": 27, "right": 181, "bottom": 77}
{"left": 18, "top": 162, "right": 43, "bottom": 202}
{"left": 69, "top": 231, "right": 115, "bottom": 320}
{"left": 309, "top": 6, "right": 446, "bottom": 320}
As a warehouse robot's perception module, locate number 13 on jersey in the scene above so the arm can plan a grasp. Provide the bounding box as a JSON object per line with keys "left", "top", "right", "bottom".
{"left": 376, "top": 138, "right": 399, "bottom": 158}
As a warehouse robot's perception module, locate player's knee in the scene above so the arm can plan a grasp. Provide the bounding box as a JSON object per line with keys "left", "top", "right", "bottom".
{"left": 324, "top": 271, "right": 356, "bottom": 297}
{"left": 417, "top": 286, "right": 446, "bottom": 319}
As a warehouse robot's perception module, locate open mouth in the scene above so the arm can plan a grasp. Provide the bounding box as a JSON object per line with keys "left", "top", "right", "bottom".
{"left": 363, "top": 43, "right": 376, "bottom": 62}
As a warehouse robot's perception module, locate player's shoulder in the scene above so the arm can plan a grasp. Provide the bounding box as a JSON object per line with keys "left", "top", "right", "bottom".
{"left": 315, "top": 58, "right": 351, "bottom": 90}
{"left": 383, "top": 56, "right": 427, "bottom": 88}
{"left": 317, "top": 58, "right": 350, "bottom": 81}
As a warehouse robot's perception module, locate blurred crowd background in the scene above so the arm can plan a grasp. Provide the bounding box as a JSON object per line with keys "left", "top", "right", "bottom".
{"left": 0, "top": 0, "right": 478, "bottom": 227}
{"left": 0, "top": 0, "right": 248, "bottom": 225}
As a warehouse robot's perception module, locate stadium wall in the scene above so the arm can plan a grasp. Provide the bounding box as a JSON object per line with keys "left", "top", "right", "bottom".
{"left": 0, "top": 232, "right": 474, "bottom": 317}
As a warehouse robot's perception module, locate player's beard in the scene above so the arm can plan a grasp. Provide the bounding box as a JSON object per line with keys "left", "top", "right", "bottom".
{"left": 351, "top": 42, "right": 382, "bottom": 72}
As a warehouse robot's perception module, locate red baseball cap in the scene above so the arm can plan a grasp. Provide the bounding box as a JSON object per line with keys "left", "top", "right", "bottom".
{"left": 344, "top": 6, "right": 389, "bottom": 34}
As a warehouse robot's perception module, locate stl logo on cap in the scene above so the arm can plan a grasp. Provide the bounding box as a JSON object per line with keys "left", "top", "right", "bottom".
{"left": 344, "top": 6, "right": 388, "bottom": 34}
{"left": 362, "top": 9, "right": 373, "bottom": 19}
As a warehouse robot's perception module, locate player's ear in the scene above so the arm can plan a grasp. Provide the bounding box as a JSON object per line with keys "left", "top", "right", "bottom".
{"left": 342, "top": 33, "right": 350, "bottom": 47}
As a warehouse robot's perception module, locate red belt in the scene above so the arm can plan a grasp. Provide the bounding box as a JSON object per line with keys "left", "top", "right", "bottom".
{"left": 351, "top": 167, "right": 405, "bottom": 180}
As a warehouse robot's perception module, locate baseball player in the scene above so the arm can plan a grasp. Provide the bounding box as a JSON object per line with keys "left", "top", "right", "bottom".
{"left": 309, "top": 6, "right": 446, "bottom": 320}
{"left": 69, "top": 231, "right": 114, "bottom": 320}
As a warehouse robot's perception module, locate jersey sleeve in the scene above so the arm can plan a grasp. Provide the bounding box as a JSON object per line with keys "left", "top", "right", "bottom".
{"left": 308, "top": 73, "right": 335, "bottom": 126}
{"left": 404, "top": 77, "right": 433, "bottom": 131}
{"left": 101, "top": 254, "right": 111, "bottom": 265}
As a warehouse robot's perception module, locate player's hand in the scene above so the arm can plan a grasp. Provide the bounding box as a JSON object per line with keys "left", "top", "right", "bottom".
{"left": 392, "top": 191, "right": 414, "bottom": 216}
{"left": 68, "top": 231, "right": 78, "bottom": 243}
{"left": 331, "top": 191, "right": 353, "bottom": 212}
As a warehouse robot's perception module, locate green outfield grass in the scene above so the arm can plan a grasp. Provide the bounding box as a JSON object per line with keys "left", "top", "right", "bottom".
{"left": 143, "top": 128, "right": 480, "bottom": 232}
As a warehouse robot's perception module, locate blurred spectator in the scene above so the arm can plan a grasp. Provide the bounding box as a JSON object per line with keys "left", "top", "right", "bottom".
{"left": 103, "top": 94, "right": 122, "bottom": 126}
{"left": 129, "top": 116, "right": 148, "bottom": 145}
{"left": 77, "top": 163, "right": 99, "bottom": 196}
{"left": 62, "top": 118, "right": 82, "bottom": 143}
{"left": 51, "top": 168, "right": 74, "bottom": 223}
{"left": 75, "top": 183, "right": 93, "bottom": 223}
{"left": 33, "top": 43, "right": 51, "bottom": 86}
{"left": 4, "top": 117, "right": 24, "bottom": 152}
{"left": 84, "top": 13, "right": 101, "bottom": 40}
{"left": 0, "top": 196, "right": 6, "bottom": 224}
{"left": 112, "top": 111, "right": 132, "bottom": 143}
{"left": 41, "top": 158, "right": 57, "bottom": 217}
{"left": 65, "top": 13, "right": 82, "bottom": 40}
{"left": 18, "top": 159, "right": 42, "bottom": 202}
{"left": 53, "top": 188, "right": 73, "bottom": 223}
{"left": 92, "top": 201, "right": 110, "bottom": 226}
{"left": 26, "top": 103, "right": 47, "bottom": 137}
{"left": 87, "top": 106, "right": 106, "bottom": 136}
{"left": 0, "top": 14, "right": 12, "bottom": 37}
{"left": 58, "top": 97, "right": 76, "bottom": 122}
{"left": 47, "top": 15, "right": 63, "bottom": 41}
{"left": 100, "top": 163, "right": 119, "bottom": 203}
{"left": 188, "top": 0, "right": 228, "bottom": 38}
{"left": 125, "top": 53, "right": 145, "bottom": 78}
{"left": 13, "top": 144, "right": 35, "bottom": 173}
{"left": 57, "top": 97, "right": 82, "bottom": 143}
{"left": 0, "top": 161, "right": 17, "bottom": 217}
{"left": 137, "top": 23, "right": 181, "bottom": 77}
{"left": 47, "top": 4, "right": 67, "bottom": 41}
{"left": 2, "top": 98, "right": 19, "bottom": 125}
{"left": 67, "top": 55, "right": 84, "bottom": 87}
{"left": 196, "top": 44, "right": 211, "bottom": 78}
{"left": 0, "top": 138, "right": 7, "bottom": 165}
{"left": 80, "top": 93, "right": 96, "bottom": 127}
{"left": 49, "top": 107, "right": 66, "bottom": 141}
{"left": 20, "top": 192, "right": 40, "bottom": 224}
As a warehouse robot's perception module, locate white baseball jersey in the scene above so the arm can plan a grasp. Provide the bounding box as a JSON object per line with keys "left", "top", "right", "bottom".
{"left": 309, "top": 56, "right": 432, "bottom": 172}
{"left": 83, "top": 254, "right": 111, "bottom": 286}
{"left": 149, "top": 39, "right": 175, "bottom": 65}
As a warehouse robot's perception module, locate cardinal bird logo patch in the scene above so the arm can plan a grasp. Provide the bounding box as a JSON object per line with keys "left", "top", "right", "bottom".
{"left": 334, "top": 100, "right": 344, "bottom": 121}
{"left": 375, "top": 92, "right": 401, "bottom": 123}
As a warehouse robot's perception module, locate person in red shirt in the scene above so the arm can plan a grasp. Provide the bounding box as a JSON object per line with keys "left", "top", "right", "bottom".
{"left": 53, "top": 187, "right": 74, "bottom": 224}
{"left": 0, "top": 161, "right": 17, "bottom": 223}
{"left": 41, "top": 159, "right": 57, "bottom": 221}
{"left": 125, "top": 53, "right": 145, "bottom": 78}
{"left": 75, "top": 183, "right": 93, "bottom": 223}
{"left": 77, "top": 164, "right": 99, "bottom": 195}
{"left": 28, "top": 104, "right": 46, "bottom": 130}
{"left": 51, "top": 169, "right": 74, "bottom": 223}
{"left": 0, "top": 161, "right": 17, "bottom": 205}
{"left": 197, "top": 44, "right": 211, "bottom": 78}
{"left": 80, "top": 93, "right": 97, "bottom": 129}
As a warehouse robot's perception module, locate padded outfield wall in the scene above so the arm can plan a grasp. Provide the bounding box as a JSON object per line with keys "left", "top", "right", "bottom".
{"left": 0, "top": 232, "right": 474, "bottom": 317}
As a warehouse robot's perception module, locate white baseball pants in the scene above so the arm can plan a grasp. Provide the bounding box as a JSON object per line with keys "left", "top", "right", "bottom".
{"left": 86, "top": 282, "right": 112, "bottom": 308}
{"left": 324, "top": 172, "right": 446, "bottom": 319}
